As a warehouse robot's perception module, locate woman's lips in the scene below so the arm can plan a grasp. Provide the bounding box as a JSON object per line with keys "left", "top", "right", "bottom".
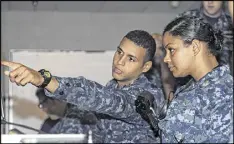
{"left": 168, "top": 66, "right": 175, "bottom": 71}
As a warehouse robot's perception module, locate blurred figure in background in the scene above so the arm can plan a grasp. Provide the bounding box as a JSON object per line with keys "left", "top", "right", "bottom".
{"left": 178, "top": 1, "right": 233, "bottom": 75}
{"left": 36, "top": 88, "right": 102, "bottom": 141}
{"left": 227, "top": 2, "right": 233, "bottom": 142}
{"left": 36, "top": 88, "right": 67, "bottom": 133}
{"left": 228, "top": 1, "right": 233, "bottom": 22}
{"left": 228, "top": 1, "right": 234, "bottom": 78}
{"left": 145, "top": 33, "right": 176, "bottom": 101}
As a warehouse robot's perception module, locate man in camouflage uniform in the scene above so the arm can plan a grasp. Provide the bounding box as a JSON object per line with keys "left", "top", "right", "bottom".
{"left": 177, "top": 1, "right": 233, "bottom": 76}
{"left": 1, "top": 30, "right": 164, "bottom": 143}
{"left": 158, "top": 65, "right": 233, "bottom": 143}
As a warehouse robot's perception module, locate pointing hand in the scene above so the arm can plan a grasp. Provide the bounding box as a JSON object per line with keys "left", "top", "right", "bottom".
{"left": 1, "top": 61, "right": 44, "bottom": 87}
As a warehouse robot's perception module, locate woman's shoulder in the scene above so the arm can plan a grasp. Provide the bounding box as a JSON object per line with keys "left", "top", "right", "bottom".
{"left": 203, "top": 65, "right": 233, "bottom": 95}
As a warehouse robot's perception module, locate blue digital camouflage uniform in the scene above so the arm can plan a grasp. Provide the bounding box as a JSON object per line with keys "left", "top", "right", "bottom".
{"left": 158, "top": 65, "right": 233, "bottom": 143}
{"left": 177, "top": 7, "right": 233, "bottom": 74}
{"left": 45, "top": 74, "right": 164, "bottom": 143}
{"left": 49, "top": 104, "right": 104, "bottom": 142}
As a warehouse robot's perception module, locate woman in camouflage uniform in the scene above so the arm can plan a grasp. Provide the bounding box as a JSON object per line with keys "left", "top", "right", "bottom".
{"left": 158, "top": 15, "right": 233, "bottom": 143}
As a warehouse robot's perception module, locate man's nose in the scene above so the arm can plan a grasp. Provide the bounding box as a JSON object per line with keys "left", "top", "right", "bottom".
{"left": 117, "top": 56, "right": 126, "bottom": 66}
{"left": 208, "top": 1, "right": 213, "bottom": 4}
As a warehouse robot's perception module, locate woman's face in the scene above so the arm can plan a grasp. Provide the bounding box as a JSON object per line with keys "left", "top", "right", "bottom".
{"left": 162, "top": 32, "right": 194, "bottom": 78}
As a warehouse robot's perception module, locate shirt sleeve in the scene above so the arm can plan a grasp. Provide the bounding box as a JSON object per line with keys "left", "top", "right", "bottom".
{"left": 44, "top": 76, "right": 155, "bottom": 120}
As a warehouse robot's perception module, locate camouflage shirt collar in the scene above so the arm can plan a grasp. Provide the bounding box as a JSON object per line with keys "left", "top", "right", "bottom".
{"left": 193, "top": 64, "right": 229, "bottom": 87}
{"left": 176, "top": 65, "right": 230, "bottom": 93}
{"left": 106, "top": 74, "right": 148, "bottom": 89}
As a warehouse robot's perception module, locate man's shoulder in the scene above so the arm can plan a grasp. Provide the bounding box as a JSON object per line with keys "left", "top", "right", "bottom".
{"left": 223, "top": 12, "right": 233, "bottom": 23}
{"left": 133, "top": 78, "right": 165, "bottom": 104}
{"left": 131, "top": 76, "right": 163, "bottom": 92}
{"left": 106, "top": 75, "right": 164, "bottom": 98}
{"left": 177, "top": 8, "right": 201, "bottom": 18}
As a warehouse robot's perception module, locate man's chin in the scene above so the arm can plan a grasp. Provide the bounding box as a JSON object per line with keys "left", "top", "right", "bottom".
{"left": 205, "top": 9, "right": 221, "bottom": 17}
{"left": 112, "top": 73, "right": 123, "bottom": 80}
{"left": 208, "top": 11, "right": 218, "bottom": 15}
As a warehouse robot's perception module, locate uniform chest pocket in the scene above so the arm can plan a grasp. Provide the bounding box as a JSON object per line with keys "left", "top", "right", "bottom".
{"left": 193, "top": 109, "right": 204, "bottom": 127}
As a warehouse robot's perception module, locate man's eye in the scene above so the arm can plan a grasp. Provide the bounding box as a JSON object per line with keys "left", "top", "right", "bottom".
{"left": 129, "top": 57, "right": 135, "bottom": 62}
{"left": 117, "top": 50, "right": 122, "bottom": 55}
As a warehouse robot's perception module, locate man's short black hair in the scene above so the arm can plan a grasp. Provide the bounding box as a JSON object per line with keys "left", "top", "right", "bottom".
{"left": 124, "top": 30, "right": 156, "bottom": 63}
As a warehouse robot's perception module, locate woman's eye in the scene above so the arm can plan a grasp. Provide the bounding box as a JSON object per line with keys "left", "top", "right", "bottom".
{"left": 168, "top": 48, "right": 175, "bottom": 54}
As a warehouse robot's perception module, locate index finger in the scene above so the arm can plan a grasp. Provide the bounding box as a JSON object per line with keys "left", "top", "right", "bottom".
{"left": 1, "top": 60, "right": 21, "bottom": 69}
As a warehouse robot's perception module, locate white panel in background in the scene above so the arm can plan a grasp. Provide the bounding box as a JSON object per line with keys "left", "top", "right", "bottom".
{"left": 6, "top": 49, "right": 115, "bottom": 134}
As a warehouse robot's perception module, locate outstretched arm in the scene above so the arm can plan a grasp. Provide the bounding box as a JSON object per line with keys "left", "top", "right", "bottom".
{"left": 1, "top": 60, "right": 59, "bottom": 93}
{"left": 1, "top": 60, "right": 164, "bottom": 121}
{"left": 44, "top": 76, "right": 163, "bottom": 120}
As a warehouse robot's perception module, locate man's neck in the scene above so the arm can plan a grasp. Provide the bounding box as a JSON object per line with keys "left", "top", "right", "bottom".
{"left": 203, "top": 9, "right": 222, "bottom": 18}
{"left": 117, "top": 76, "right": 141, "bottom": 88}
{"left": 117, "top": 80, "right": 134, "bottom": 88}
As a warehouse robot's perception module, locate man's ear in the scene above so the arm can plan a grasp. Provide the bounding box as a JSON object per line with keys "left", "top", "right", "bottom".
{"left": 142, "top": 61, "right": 152, "bottom": 73}
{"left": 191, "top": 39, "right": 201, "bottom": 56}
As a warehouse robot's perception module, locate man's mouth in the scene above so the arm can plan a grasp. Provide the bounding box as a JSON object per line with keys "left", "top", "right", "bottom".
{"left": 113, "top": 67, "right": 123, "bottom": 74}
{"left": 208, "top": 6, "right": 214, "bottom": 9}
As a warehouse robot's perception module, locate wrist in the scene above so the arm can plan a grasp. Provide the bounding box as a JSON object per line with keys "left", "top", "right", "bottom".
{"left": 38, "top": 69, "right": 52, "bottom": 88}
{"left": 45, "top": 77, "right": 59, "bottom": 93}
{"left": 38, "top": 73, "right": 45, "bottom": 87}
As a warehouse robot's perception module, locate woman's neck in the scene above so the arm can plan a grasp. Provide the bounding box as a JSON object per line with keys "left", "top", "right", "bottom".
{"left": 191, "top": 56, "right": 219, "bottom": 81}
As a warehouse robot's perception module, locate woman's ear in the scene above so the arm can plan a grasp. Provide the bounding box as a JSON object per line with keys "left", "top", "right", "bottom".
{"left": 191, "top": 39, "right": 201, "bottom": 56}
